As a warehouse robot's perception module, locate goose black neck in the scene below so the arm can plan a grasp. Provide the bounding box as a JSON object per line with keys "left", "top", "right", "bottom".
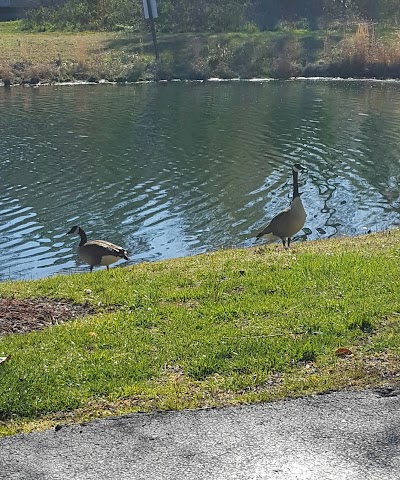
{"left": 78, "top": 228, "right": 88, "bottom": 246}
{"left": 292, "top": 169, "right": 300, "bottom": 200}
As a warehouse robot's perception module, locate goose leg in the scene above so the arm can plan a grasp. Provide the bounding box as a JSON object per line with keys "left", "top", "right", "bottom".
{"left": 282, "top": 239, "right": 286, "bottom": 247}
{"left": 107, "top": 266, "right": 109, "bottom": 271}
{"left": 90, "top": 266, "right": 93, "bottom": 273}
{"left": 288, "top": 237, "right": 291, "bottom": 247}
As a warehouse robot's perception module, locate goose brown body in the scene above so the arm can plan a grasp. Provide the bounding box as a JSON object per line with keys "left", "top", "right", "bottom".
{"left": 256, "top": 164, "right": 307, "bottom": 247}
{"left": 67, "top": 226, "right": 129, "bottom": 272}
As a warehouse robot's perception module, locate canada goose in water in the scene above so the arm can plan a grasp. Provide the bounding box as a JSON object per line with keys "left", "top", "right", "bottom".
{"left": 67, "top": 225, "right": 129, "bottom": 272}
{"left": 256, "top": 163, "right": 307, "bottom": 247}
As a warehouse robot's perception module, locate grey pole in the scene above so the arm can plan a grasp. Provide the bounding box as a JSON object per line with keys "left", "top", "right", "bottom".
{"left": 146, "top": 0, "right": 159, "bottom": 60}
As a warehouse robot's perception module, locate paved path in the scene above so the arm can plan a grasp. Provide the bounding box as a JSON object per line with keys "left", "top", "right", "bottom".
{"left": 1, "top": 389, "right": 399, "bottom": 479}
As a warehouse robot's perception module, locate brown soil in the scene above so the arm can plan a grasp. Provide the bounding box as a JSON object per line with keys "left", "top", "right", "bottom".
{"left": 0, "top": 298, "right": 94, "bottom": 336}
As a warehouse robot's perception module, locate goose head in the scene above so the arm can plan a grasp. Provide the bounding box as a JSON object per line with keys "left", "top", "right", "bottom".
{"left": 66, "top": 225, "right": 81, "bottom": 235}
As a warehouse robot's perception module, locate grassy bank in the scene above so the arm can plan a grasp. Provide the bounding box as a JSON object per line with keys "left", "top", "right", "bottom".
{"left": 1, "top": 21, "right": 400, "bottom": 85}
{"left": 0, "top": 231, "right": 399, "bottom": 436}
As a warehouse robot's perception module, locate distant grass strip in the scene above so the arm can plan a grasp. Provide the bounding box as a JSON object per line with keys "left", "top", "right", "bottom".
{"left": 2, "top": 23, "right": 400, "bottom": 84}
{"left": 0, "top": 231, "right": 400, "bottom": 436}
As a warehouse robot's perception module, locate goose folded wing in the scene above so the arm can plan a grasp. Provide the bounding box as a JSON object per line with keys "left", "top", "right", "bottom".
{"left": 256, "top": 207, "right": 291, "bottom": 238}
{"left": 86, "top": 240, "right": 129, "bottom": 259}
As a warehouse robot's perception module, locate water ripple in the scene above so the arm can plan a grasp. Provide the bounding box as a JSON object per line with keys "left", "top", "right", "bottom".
{"left": 0, "top": 81, "right": 400, "bottom": 280}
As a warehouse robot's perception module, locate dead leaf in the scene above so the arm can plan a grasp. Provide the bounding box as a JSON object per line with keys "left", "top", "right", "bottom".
{"left": 88, "top": 332, "right": 97, "bottom": 337}
{"left": 335, "top": 347, "right": 353, "bottom": 357}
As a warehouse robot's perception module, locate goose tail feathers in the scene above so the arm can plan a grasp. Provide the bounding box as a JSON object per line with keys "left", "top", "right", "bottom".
{"left": 256, "top": 225, "right": 271, "bottom": 240}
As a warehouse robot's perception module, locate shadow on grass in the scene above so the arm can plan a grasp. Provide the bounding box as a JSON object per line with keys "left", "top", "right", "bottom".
{"left": 101, "top": 31, "right": 327, "bottom": 79}
{"left": 103, "top": 32, "right": 208, "bottom": 57}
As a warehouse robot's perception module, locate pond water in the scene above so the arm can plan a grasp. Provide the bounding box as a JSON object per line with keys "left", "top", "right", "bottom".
{"left": 0, "top": 80, "right": 399, "bottom": 280}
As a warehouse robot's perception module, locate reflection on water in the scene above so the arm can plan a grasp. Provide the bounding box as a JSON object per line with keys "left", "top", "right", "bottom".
{"left": 0, "top": 80, "right": 399, "bottom": 280}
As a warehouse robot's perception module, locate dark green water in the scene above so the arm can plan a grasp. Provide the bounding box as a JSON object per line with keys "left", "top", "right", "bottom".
{"left": 0, "top": 80, "right": 399, "bottom": 280}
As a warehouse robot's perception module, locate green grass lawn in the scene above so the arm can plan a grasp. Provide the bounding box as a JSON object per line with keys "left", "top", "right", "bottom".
{"left": 0, "top": 231, "right": 399, "bottom": 436}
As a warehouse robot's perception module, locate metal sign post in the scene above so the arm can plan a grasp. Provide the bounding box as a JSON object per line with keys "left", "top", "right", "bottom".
{"left": 143, "top": 0, "right": 159, "bottom": 60}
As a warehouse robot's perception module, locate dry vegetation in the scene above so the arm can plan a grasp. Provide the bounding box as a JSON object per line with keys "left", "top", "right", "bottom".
{"left": 0, "top": 298, "right": 94, "bottom": 335}
{"left": 325, "top": 23, "right": 400, "bottom": 77}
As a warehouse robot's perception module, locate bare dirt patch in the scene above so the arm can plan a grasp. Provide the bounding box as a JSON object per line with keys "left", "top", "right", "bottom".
{"left": 0, "top": 298, "right": 95, "bottom": 336}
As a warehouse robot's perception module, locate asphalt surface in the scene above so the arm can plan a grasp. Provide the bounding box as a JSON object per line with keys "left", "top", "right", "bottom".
{"left": 1, "top": 388, "right": 399, "bottom": 480}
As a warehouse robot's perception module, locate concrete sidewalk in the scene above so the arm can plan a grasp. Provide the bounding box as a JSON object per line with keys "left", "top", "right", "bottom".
{"left": 1, "top": 389, "right": 399, "bottom": 480}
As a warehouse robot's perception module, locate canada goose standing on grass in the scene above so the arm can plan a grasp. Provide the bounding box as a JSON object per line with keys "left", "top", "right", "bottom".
{"left": 67, "top": 225, "right": 129, "bottom": 272}
{"left": 256, "top": 163, "right": 307, "bottom": 247}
